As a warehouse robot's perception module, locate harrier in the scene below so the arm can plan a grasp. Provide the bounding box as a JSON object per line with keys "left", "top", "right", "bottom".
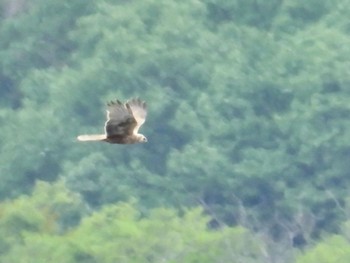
{"left": 77, "top": 98, "right": 147, "bottom": 144}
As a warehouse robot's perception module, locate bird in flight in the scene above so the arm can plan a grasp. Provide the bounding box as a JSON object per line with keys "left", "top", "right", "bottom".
{"left": 77, "top": 98, "right": 148, "bottom": 144}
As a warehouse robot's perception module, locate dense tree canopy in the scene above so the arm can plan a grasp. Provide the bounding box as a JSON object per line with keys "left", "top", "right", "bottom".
{"left": 0, "top": 0, "right": 350, "bottom": 261}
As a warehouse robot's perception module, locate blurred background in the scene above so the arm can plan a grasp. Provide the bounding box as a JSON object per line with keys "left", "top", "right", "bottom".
{"left": 0, "top": 0, "right": 350, "bottom": 262}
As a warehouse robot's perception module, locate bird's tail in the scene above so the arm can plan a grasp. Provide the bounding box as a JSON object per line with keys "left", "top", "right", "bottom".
{"left": 77, "top": 134, "right": 106, "bottom": 142}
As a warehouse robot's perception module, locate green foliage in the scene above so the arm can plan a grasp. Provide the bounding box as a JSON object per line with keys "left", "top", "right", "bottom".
{"left": 296, "top": 235, "right": 350, "bottom": 263}
{"left": 0, "top": 0, "right": 93, "bottom": 108}
{"left": 204, "top": 0, "right": 283, "bottom": 29}
{"left": 0, "top": 0, "right": 350, "bottom": 261}
{"left": 0, "top": 181, "right": 85, "bottom": 256}
{"left": 1, "top": 182, "right": 264, "bottom": 263}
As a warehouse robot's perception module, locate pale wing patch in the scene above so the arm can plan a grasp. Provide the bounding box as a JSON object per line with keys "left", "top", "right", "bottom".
{"left": 127, "top": 98, "right": 147, "bottom": 134}
{"left": 77, "top": 134, "right": 106, "bottom": 141}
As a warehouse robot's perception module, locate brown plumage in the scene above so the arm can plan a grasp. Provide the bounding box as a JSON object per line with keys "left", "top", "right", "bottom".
{"left": 77, "top": 98, "right": 148, "bottom": 144}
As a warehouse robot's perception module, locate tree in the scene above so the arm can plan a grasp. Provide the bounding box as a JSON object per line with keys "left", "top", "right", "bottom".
{"left": 1, "top": 181, "right": 266, "bottom": 263}
{"left": 0, "top": 181, "right": 85, "bottom": 257}
{"left": 296, "top": 235, "right": 350, "bottom": 263}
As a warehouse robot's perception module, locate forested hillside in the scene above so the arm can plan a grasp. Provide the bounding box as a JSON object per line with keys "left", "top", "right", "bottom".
{"left": 1, "top": 0, "right": 350, "bottom": 262}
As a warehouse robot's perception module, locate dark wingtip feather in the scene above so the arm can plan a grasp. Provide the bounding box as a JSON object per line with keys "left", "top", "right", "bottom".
{"left": 107, "top": 98, "right": 146, "bottom": 108}
{"left": 133, "top": 98, "right": 145, "bottom": 107}
{"left": 107, "top": 100, "right": 117, "bottom": 106}
{"left": 106, "top": 99, "right": 124, "bottom": 106}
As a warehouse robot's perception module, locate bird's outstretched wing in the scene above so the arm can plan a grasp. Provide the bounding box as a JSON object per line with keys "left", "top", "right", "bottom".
{"left": 104, "top": 100, "right": 137, "bottom": 137}
{"left": 126, "top": 98, "right": 147, "bottom": 134}
{"left": 77, "top": 134, "right": 106, "bottom": 141}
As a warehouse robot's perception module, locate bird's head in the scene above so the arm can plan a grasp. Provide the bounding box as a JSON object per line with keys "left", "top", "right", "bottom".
{"left": 137, "top": 134, "right": 148, "bottom": 143}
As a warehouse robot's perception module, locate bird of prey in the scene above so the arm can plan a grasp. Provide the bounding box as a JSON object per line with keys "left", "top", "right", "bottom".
{"left": 77, "top": 98, "right": 147, "bottom": 144}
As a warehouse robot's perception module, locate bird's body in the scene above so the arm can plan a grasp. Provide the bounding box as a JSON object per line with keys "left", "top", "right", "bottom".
{"left": 77, "top": 98, "right": 148, "bottom": 144}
